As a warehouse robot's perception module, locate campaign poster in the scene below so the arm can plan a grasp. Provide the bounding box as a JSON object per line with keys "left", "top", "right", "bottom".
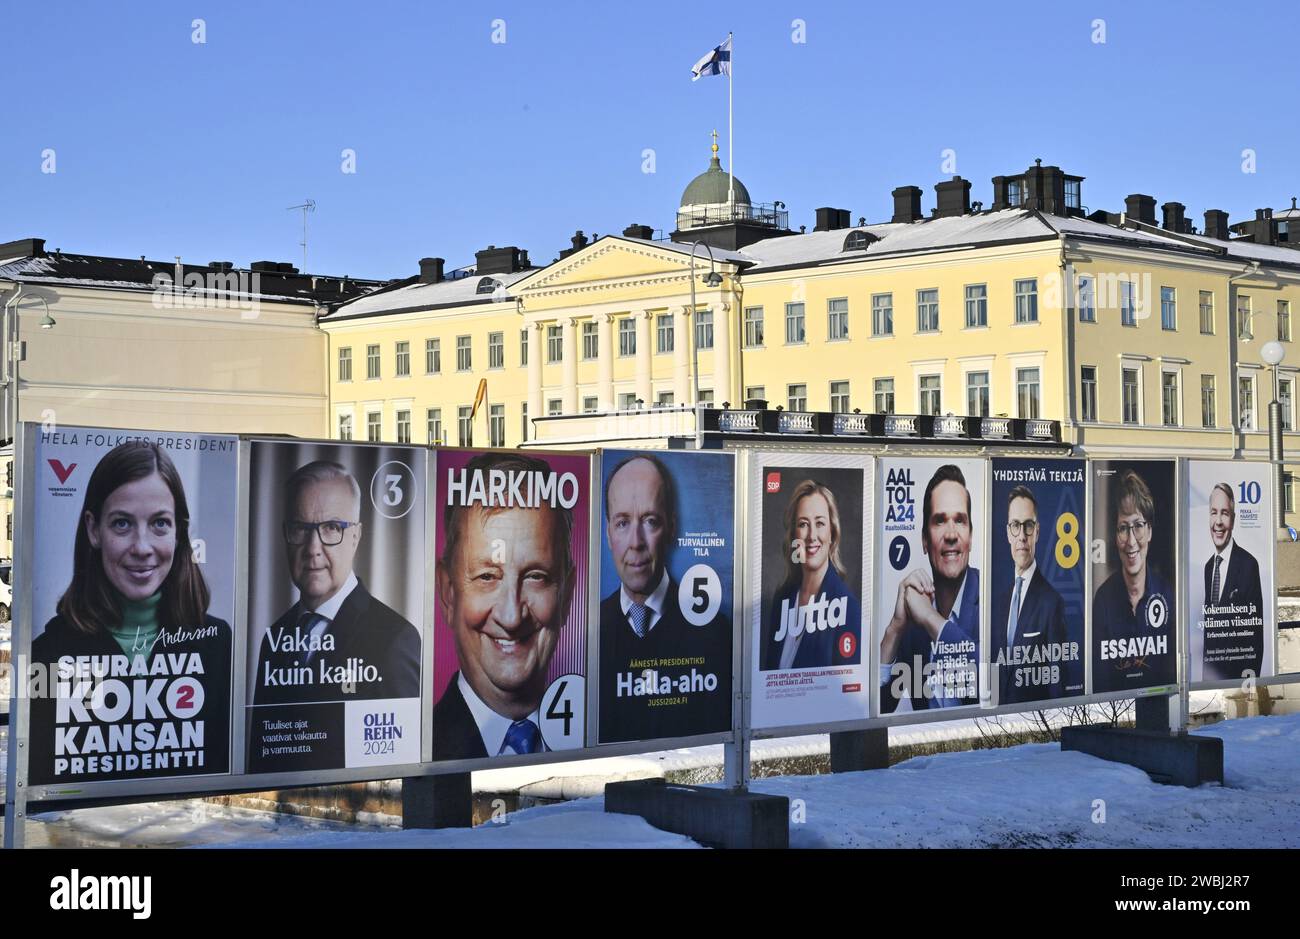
{"left": 432, "top": 448, "right": 590, "bottom": 760}
{"left": 1090, "top": 459, "right": 1178, "bottom": 693}
{"left": 26, "top": 425, "right": 237, "bottom": 787}
{"left": 877, "top": 457, "right": 986, "bottom": 714}
{"left": 246, "top": 440, "right": 425, "bottom": 774}
{"left": 597, "top": 450, "right": 735, "bottom": 744}
{"left": 989, "top": 457, "right": 1086, "bottom": 705}
{"left": 1187, "top": 461, "right": 1274, "bottom": 684}
{"left": 749, "top": 453, "right": 872, "bottom": 730}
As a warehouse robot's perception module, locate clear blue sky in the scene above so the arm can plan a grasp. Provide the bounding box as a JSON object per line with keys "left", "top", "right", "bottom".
{"left": 3, "top": 0, "right": 1297, "bottom": 279}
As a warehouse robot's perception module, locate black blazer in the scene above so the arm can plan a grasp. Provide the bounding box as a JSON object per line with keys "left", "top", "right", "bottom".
{"left": 28, "top": 612, "right": 233, "bottom": 785}
{"left": 992, "top": 568, "right": 1069, "bottom": 704}
{"left": 431, "top": 673, "right": 489, "bottom": 761}
{"left": 598, "top": 579, "right": 732, "bottom": 742}
{"left": 253, "top": 578, "right": 421, "bottom": 704}
{"left": 1202, "top": 543, "right": 1265, "bottom": 680}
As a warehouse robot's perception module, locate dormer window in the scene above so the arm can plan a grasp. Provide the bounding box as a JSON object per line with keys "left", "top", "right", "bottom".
{"left": 1065, "top": 179, "right": 1082, "bottom": 210}
{"left": 843, "top": 230, "right": 877, "bottom": 251}
{"left": 1007, "top": 181, "right": 1023, "bottom": 206}
{"left": 476, "top": 276, "right": 500, "bottom": 295}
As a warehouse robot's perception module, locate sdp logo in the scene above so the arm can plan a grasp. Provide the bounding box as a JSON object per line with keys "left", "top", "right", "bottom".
{"left": 765, "top": 471, "right": 781, "bottom": 494}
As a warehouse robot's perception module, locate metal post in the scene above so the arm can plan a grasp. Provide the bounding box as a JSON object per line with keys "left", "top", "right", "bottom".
{"left": 1270, "top": 369, "right": 1286, "bottom": 530}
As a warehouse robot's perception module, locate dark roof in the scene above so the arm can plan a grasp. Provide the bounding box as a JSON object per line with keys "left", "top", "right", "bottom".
{"left": 0, "top": 238, "right": 389, "bottom": 306}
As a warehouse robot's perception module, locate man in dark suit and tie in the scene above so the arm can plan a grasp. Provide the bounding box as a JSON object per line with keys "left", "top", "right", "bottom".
{"left": 994, "top": 485, "right": 1068, "bottom": 704}
{"left": 1202, "top": 482, "right": 1265, "bottom": 681}
{"left": 254, "top": 461, "right": 421, "bottom": 706}
{"left": 598, "top": 454, "right": 731, "bottom": 742}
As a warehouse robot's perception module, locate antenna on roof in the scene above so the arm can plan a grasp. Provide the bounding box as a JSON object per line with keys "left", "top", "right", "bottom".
{"left": 286, "top": 199, "right": 316, "bottom": 272}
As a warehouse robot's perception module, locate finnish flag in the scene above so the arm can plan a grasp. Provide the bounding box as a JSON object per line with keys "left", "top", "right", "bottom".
{"left": 690, "top": 36, "right": 731, "bottom": 81}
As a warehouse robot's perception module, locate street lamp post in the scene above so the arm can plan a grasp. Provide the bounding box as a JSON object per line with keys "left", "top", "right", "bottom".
{"left": 687, "top": 241, "right": 722, "bottom": 449}
{"left": 1261, "top": 340, "right": 1287, "bottom": 530}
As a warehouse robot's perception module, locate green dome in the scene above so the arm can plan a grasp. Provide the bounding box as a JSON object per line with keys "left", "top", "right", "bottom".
{"left": 680, "top": 154, "right": 751, "bottom": 207}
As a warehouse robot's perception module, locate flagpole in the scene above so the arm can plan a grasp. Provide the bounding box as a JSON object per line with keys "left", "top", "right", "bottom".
{"left": 727, "top": 31, "right": 734, "bottom": 210}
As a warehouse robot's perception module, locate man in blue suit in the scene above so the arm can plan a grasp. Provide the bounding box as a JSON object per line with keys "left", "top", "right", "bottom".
{"left": 880, "top": 464, "right": 980, "bottom": 712}
{"left": 994, "top": 485, "right": 1069, "bottom": 705}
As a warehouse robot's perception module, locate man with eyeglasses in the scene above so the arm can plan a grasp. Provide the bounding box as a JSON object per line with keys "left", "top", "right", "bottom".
{"left": 1092, "top": 468, "right": 1176, "bottom": 691}
{"left": 994, "top": 485, "right": 1067, "bottom": 704}
{"left": 253, "top": 460, "right": 421, "bottom": 704}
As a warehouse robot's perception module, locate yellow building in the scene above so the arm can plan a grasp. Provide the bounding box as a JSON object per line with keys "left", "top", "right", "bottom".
{"left": 320, "top": 150, "right": 1300, "bottom": 516}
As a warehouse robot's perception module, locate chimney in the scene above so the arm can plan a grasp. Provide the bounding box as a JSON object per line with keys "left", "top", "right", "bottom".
{"left": 991, "top": 176, "right": 1010, "bottom": 211}
{"left": 1124, "top": 194, "right": 1157, "bottom": 226}
{"left": 934, "top": 177, "right": 972, "bottom": 218}
{"left": 622, "top": 223, "right": 654, "bottom": 240}
{"left": 419, "top": 257, "right": 445, "bottom": 284}
{"left": 0, "top": 237, "right": 46, "bottom": 259}
{"left": 475, "top": 245, "right": 529, "bottom": 274}
{"left": 558, "top": 230, "right": 589, "bottom": 259}
{"left": 891, "top": 186, "right": 923, "bottom": 224}
{"left": 814, "top": 207, "right": 851, "bottom": 231}
{"left": 1204, "top": 209, "right": 1230, "bottom": 240}
{"left": 1161, "top": 202, "right": 1186, "bottom": 233}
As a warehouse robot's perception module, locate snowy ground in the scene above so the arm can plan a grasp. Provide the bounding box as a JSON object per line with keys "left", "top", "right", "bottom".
{"left": 18, "top": 712, "right": 1300, "bottom": 849}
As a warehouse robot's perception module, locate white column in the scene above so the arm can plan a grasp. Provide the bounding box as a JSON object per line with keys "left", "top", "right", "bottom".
{"left": 714, "top": 300, "right": 732, "bottom": 407}
{"left": 527, "top": 322, "right": 543, "bottom": 423}
{"left": 598, "top": 313, "right": 614, "bottom": 411}
{"left": 636, "top": 310, "right": 652, "bottom": 406}
{"left": 674, "top": 305, "right": 691, "bottom": 403}
{"left": 562, "top": 317, "right": 578, "bottom": 414}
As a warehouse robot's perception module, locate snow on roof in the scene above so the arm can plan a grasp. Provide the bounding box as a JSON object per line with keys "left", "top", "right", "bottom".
{"left": 614, "top": 236, "right": 752, "bottom": 265}
{"left": 325, "top": 267, "right": 536, "bottom": 320}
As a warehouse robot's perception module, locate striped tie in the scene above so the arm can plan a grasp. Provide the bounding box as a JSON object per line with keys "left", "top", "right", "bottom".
{"left": 628, "top": 602, "right": 649, "bottom": 638}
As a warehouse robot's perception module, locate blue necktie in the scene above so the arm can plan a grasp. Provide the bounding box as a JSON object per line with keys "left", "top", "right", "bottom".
{"left": 628, "top": 602, "right": 649, "bottom": 638}
{"left": 502, "top": 719, "right": 542, "bottom": 755}
{"left": 1007, "top": 576, "right": 1022, "bottom": 647}
{"left": 299, "top": 611, "right": 329, "bottom": 664}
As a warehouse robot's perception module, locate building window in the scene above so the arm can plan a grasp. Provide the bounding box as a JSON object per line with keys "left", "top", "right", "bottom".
{"left": 1200, "top": 375, "right": 1216, "bottom": 428}
{"left": 830, "top": 380, "right": 850, "bottom": 413}
{"left": 395, "top": 340, "right": 410, "bottom": 377}
{"left": 828, "top": 298, "right": 849, "bottom": 340}
{"left": 695, "top": 310, "right": 714, "bottom": 350}
{"left": 548, "top": 325, "right": 564, "bottom": 363}
{"left": 458, "top": 406, "right": 473, "bottom": 446}
{"left": 874, "top": 378, "right": 895, "bottom": 414}
{"left": 1065, "top": 178, "right": 1081, "bottom": 210}
{"left": 396, "top": 409, "right": 411, "bottom": 444}
{"left": 785, "top": 302, "right": 806, "bottom": 343}
{"left": 1081, "top": 366, "right": 1097, "bottom": 422}
{"left": 1017, "top": 367, "right": 1041, "bottom": 419}
{"left": 1122, "top": 368, "right": 1141, "bottom": 424}
{"left": 964, "top": 285, "right": 987, "bottom": 328}
{"left": 582, "top": 321, "right": 598, "bottom": 360}
{"left": 1282, "top": 378, "right": 1294, "bottom": 432}
{"left": 338, "top": 347, "right": 352, "bottom": 381}
{"left": 698, "top": 389, "right": 714, "bottom": 408}
{"left": 618, "top": 318, "right": 636, "bottom": 357}
{"left": 520, "top": 329, "right": 529, "bottom": 366}
{"left": 489, "top": 404, "right": 505, "bottom": 447}
{"left": 1160, "top": 287, "right": 1177, "bottom": 331}
{"left": 744, "top": 306, "right": 764, "bottom": 347}
{"left": 916, "top": 289, "right": 939, "bottom": 333}
{"left": 787, "top": 383, "right": 807, "bottom": 412}
{"left": 872, "top": 293, "right": 893, "bottom": 337}
{"left": 1015, "top": 279, "right": 1038, "bottom": 324}
{"left": 547, "top": 398, "right": 562, "bottom": 416}
{"left": 1280, "top": 300, "right": 1292, "bottom": 342}
{"left": 583, "top": 396, "right": 599, "bottom": 413}
{"left": 338, "top": 414, "right": 353, "bottom": 441}
{"left": 488, "top": 331, "right": 504, "bottom": 369}
{"left": 1238, "top": 295, "right": 1253, "bottom": 339}
{"left": 657, "top": 314, "right": 674, "bottom": 354}
{"left": 919, "top": 375, "right": 941, "bottom": 416}
{"left": 367, "top": 411, "right": 382, "bottom": 442}
{"left": 1007, "top": 180, "right": 1023, "bottom": 206}
{"left": 366, "top": 344, "right": 380, "bottom": 379}
{"left": 456, "top": 335, "right": 472, "bottom": 371}
{"left": 1120, "top": 281, "right": 1138, "bottom": 327}
{"left": 745, "top": 385, "right": 765, "bottom": 403}
{"left": 966, "top": 371, "right": 990, "bottom": 417}
{"left": 1199, "top": 291, "right": 1214, "bottom": 335}
{"left": 1077, "top": 276, "right": 1095, "bottom": 322}
{"left": 1238, "top": 376, "right": 1255, "bottom": 431}
{"left": 520, "top": 403, "right": 529, "bottom": 442}
{"left": 426, "top": 338, "right": 441, "bottom": 374}
{"left": 427, "top": 408, "right": 442, "bottom": 446}
{"left": 1161, "top": 371, "right": 1180, "bottom": 426}
{"left": 618, "top": 392, "right": 637, "bottom": 410}
{"left": 656, "top": 391, "right": 675, "bottom": 408}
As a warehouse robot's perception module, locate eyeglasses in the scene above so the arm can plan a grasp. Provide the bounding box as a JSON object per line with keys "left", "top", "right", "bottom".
{"left": 1007, "top": 520, "right": 1038, "bottom": 536}
{"left": 283, "top": 519, "right": 358, "bottom": 546}
{"left": 1116, "top": 520, "right": 1149, "bottom": 541}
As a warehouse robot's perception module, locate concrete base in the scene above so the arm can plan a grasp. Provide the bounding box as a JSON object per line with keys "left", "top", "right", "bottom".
{"left": 1134, "top": 693, "right": 1180, "bottom": 733}
{"left": 605, "top": 778, "right": 789, "bottom": 849}
{"left": 829, "top": 728, "right": 889, "bottom": 772}
{"left": 401, "top": 773, "right": 473, "bottom": 829}
{"left": 1060, "top": 726, "right": 1223, "bottom": 787}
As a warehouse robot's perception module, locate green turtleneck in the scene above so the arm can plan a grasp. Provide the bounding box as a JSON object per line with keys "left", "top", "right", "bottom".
{"left": 107, "top": 590, "right": 161, "bottom": 658}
